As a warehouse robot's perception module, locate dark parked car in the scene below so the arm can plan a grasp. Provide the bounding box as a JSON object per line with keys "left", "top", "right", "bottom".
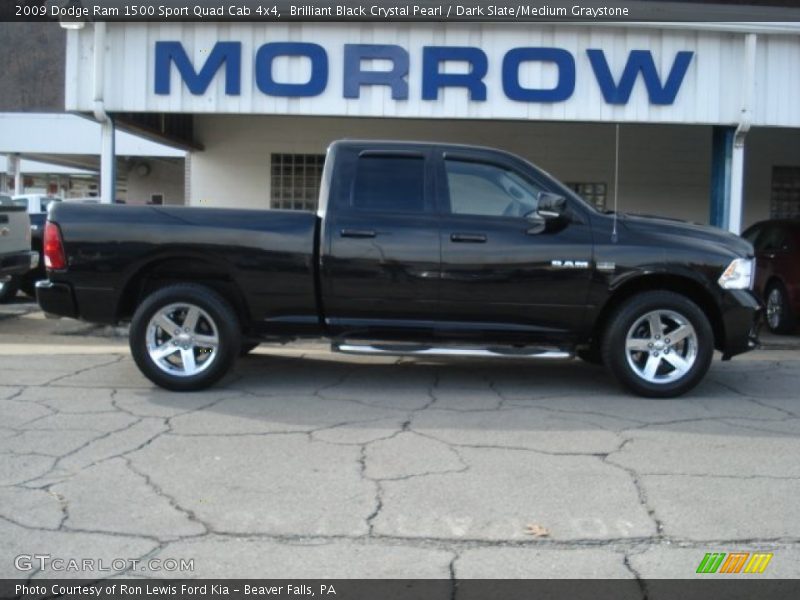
{"left": 37, "top": 140, "right": 761, "bottom": 397}
{"left": 742, "top": 219, "right": 800, "bottom": 334}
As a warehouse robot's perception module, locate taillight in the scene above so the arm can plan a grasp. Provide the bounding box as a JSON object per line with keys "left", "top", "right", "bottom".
{"left": 43, "top": 221, "right": 67, "bottom": 270}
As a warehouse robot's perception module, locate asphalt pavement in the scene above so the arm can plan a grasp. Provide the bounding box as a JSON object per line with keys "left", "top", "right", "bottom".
{"left": 1, "top": 299, "right": 800, "bottom": 582}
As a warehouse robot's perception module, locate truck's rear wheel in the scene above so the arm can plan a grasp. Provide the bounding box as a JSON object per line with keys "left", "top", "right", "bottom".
{"left": 130, "top": 284, "right": 241, "bottom": 391}
{"left": 602, "top": 291, "right": 713, "bottom": 398}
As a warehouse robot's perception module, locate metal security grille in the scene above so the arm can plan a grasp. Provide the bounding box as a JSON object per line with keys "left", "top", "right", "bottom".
{"left": 567, "top": 182, "right": 607, "bottom": 211}
{"left": 770, "top": 166, "right": 800, "bottom": 219}
{"left": 270, "top": 154, "right": 325, "bottom": 211}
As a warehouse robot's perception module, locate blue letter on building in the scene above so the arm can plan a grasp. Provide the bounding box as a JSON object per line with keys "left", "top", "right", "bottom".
{"left": 343, "top": 44, "right": 409, "bottom": 100}
{"left": 422, "top": 47, "right": 488, "bottom": 101}
{"left": 587, "top": 49, "right": 694, "bottom": 105}
{"left": 502, "top": 48, "right": 575, "bottom": 102}
{"left": 155, "top": 41, "right": 241, "bottom": 95}
{"left": 255, "top": 42, "right": 328, "bottom": 97}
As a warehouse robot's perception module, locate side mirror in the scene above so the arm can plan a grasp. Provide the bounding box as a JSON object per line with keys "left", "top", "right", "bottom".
{"left": 536, "top": 192, "right": 567, "bottom": 219}
{"left": 525, "top": 192, "right": 567, "bottom": 235}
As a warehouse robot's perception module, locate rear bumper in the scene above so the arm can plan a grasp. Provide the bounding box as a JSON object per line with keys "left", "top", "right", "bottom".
{"left": 36, "top": 279, "right": 118, "bottom": 323}
{"left": 0, "top": 251, "right": 38, "bottom": 277}
{"left": 36, "top": 280, "right": 78, "bottom": 319}
{"left": 720, "top": 289, "right": 762, "bottom": 359}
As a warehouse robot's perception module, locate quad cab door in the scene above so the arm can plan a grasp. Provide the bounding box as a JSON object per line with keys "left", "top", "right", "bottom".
{"left": 320, "top": 145, "right": 441, "bottom": 337}
{"left": 435, "top": 149, "right": 594, "bottom": 343}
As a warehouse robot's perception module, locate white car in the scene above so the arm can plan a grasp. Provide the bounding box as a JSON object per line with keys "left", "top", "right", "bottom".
{"left": 12, "top": 194, "right": 63, "bottom": 214}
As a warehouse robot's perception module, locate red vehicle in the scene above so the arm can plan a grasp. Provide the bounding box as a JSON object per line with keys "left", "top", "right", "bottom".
{"left": 742, "top": 220, "right": 800, "bottom": 334}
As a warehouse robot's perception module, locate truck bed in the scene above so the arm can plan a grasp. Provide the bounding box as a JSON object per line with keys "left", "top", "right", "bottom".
{"left": 48, "top": 202, "right": 320, "bottom": 327}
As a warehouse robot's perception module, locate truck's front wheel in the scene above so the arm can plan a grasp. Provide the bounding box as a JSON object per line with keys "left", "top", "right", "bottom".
{"left": 130, "top": 284, "right": 241, "bottom": 391}
{"left": 602, "top": 291, "right": 714, "bottom": 398}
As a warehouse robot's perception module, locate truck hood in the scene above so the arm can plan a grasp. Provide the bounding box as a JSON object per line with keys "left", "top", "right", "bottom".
{"left": 617, "top": 212, "right": 753, "bottom": 257}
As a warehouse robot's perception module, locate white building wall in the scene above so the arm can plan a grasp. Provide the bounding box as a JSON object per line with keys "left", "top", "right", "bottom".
{"left": 66, "top": 23, "right": 800, "bottom": 127}
{"left": 190, "top": 115, "right": 721, "bottom": 224}
{"left": 125, "top": 159, "right": 185, "bottom": 205}
{"left": 0, "top": 113, "right": 186, "bottom": 157}
{"left": 743, "top": 128, "right": 800, "bottom": 226}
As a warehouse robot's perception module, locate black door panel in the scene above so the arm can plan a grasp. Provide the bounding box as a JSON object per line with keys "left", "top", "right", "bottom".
{"left": 437, "top": 153, "right": 593, "bottom": 341}
{"left": 321, "top": 148, "right": 441, "bottom": 333}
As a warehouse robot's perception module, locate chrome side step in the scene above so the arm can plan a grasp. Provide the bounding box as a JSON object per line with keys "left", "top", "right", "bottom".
{"left": 332, "top": 342, "right": 573, "bottom": 360}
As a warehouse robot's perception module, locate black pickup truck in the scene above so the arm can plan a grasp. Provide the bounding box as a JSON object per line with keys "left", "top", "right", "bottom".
{"left": 37, "top": 140, "right": 761, "bottom": 397}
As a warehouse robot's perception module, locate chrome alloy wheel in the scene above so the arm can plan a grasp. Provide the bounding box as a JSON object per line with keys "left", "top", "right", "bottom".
{"left": 145, "top": 303, "right": 219, "bottom": 377}
{"left": 625, "top": 310, "right": 698, "bottom": 384}
{"left": 766, "top": 288, "right": 783, "bottom": 330}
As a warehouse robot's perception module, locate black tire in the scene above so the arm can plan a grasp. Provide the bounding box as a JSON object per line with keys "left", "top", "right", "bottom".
{"left": 239, "top": 342, "right": 260, "bottom": 357}
{"left": 129, "top": 284, "right": 241, "bottom": 391}
{"left": 764, "top": 282, "right": 796, "bottom": 335}
{"left": 0, "top": 276, "right": 20, "bottom": 303}
{"left": 602, "top": 291, "right": 714, "bottom": 398}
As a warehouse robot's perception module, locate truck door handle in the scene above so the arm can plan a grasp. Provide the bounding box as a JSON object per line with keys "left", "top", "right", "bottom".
{"left": 340, "top": 229, "right": 376, "bottom": 239}
{"left": 450, "top": 233, "right": 487, "bottom": 243}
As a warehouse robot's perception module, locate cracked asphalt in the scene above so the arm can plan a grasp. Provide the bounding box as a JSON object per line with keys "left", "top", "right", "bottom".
{"left": 2, "top": 300, "right": 800, "bottom": 582}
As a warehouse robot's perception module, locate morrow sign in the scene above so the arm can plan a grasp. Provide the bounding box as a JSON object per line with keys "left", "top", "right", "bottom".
{"left": 154, "top": 41, "right": 694, "bottom": 105}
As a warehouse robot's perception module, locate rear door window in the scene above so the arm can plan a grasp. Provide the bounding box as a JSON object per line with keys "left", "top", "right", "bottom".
{"left": 351, "top": 155, "right": 426, "bottom": 213}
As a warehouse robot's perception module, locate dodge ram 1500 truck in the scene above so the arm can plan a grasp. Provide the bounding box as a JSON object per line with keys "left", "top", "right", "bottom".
{"left": 36, "top": 141, "right": 761, "bottom": 397}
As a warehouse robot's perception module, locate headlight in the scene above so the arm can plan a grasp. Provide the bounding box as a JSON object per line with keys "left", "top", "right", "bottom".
{"left": 718, "top": 258, "right": 754, "bottom": 290}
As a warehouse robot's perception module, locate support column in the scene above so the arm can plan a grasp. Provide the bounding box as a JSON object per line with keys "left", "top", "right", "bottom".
{"left": 99, "top": 115, "right": 115, "bottom": 203}
{"left": 12, "top": 154, "right": 23, "bottom": 196}
{"left": 727, "top": 132, "right": 747, "bottom": 235}
{"left": 709, "top": 126, "right": 734, "bottom": 229}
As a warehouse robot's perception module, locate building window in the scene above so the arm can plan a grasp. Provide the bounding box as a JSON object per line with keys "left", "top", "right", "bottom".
{"left": 770, "top": 166, "right": 800, "bottom": 219}
{"left": 566, "top": 182, "right": 607, "bottom": 211}
{"left": 270, "top": 153, "right": 325, "bottom": 211}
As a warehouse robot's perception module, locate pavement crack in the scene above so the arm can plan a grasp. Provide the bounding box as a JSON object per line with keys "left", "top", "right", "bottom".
{"left": 18, "top": 416, "right": 145, "bottom": 488}
{"left": 43, "top": 355, "right": 126, "bottom": 386}
{"left": 448, "top": 552, "right": 459, "bottom": 600}
{"left": 411, "top": 430, "right": 610, "bottom": 458}
{"left": 711, "top": 379, "right": 799, "bottom": 418}
{"left": 623, "top": 553, "right": 649, "bottom": 599}
{"left": 602, "top": 438, "right": 664, "bottom": 538}
{"left": 5, "top": 387, "right": 25, "bottom": 401}
{"left": 359, "top": 444, "right": 383, "bottom": 536}
{"left": 637, "top": 472, "right": 800, "bottom": 481}
{"left": 123, "top": 456, "right": 211, "bottom": 540}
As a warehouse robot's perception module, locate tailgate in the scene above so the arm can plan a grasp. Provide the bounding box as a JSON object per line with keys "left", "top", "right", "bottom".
{"left": 0, "top": 206, "right": 31, "bottom": 254}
